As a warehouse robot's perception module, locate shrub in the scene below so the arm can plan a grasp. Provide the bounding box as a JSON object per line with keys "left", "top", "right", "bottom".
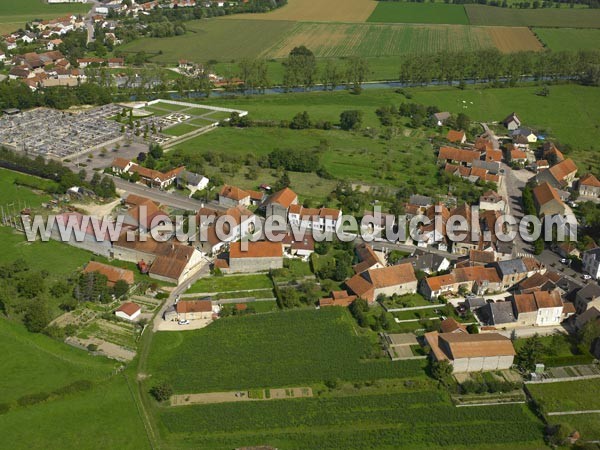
{"left": 17, "top": 392, "right": 50, "bottom": 407}
{"left": 150, "top": 382, "right": 173, "bottom": 402}
{"left": 0, "top": 403, "right": 10, "bottom": 415}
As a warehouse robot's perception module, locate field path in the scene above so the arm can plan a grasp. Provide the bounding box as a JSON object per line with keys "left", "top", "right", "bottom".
{"left": 171, "top": 387, "right": 313, "bottom": 406}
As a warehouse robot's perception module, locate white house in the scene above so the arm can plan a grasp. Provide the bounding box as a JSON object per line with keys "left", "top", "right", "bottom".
{"left": 512, "top": 290, "right": 564, "bottom": 327}
{"left": 288, "top": 205, "right": 342, "bottom": 233}
{"left": 115, "top": 302, "right": 141, "bottom": 321}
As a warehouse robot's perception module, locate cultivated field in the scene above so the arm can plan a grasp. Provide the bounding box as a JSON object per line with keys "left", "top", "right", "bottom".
{"left": 367, "top": 2, "right": 469, "bottom": 25}
{"left": 528, "top": 378, "right": 600, "bottom": 413}
{"left": 487, "top": 26, "right": 543, "bottom": 53}
{"left": 157, "top": 391, "right": 544, "bottom": 449}
{"left": 231, "top": 0, "right": 378, "bottom": 22}
{"left": 119, "top": 19, "right": 296, "bottom": 63}
{"left": 147, "top": 308, "right": 425, "bottom": 393}
{"left": 466, "top": 4, "right": 600, "bottom": 28}
{"left": 534, "top": 28, "right": 600, "bottom": 52}
{"left": 263, "top": 22, "right": 500, "bottom": 58}
{"left": 0, "top": 0, "right": 89, "bottom": 35}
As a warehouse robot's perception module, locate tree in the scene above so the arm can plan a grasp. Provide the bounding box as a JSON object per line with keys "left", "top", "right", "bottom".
{"left": 282, "top": 46, "right": 317, "bottom": 90}
{"left": 274, "top": 171, "right": 291, "bottom": 191}
{"left": 516, "top": 334, "right": 544, "bottom": 372}
{"left": 113, "top": 280, "right": 130, "bottom": 299}
{"left": 345, "top": 57, "right": 370, "bottom": 93}
{"left": 23, "top": 300, "right": 51, "bottom": 333}
{"left": 149, "top": 382, "right": 173, "bottom": 402}
{"left": 148, "top": 143, "right": 163, "bottom": 159}
{"left": 339, "top": 110, "right": 363, "bottom": 131}
{"left": 430, "top": 359, "right": 453, "bottom": 383}
{"left": 456, "top": 112, "right": 470, "bottom": 131}
{"left": 290, "top": 111, "right": 312, "bottom": 130}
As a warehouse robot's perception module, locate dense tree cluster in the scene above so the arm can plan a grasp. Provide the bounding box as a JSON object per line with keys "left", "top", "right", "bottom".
{"left": 268, "top": 147, "right": 321, "bottom": 173}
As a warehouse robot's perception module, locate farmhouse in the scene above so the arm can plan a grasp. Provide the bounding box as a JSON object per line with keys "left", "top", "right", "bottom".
{"left": 115, "top": 302, "right": 141, "bottom": 321}
{"left": 533, "top": 182, "right": 568, "bottom": 217}
{"left": 345, "top": 263, "right": 417, "bottom": 303}
{"left": 446, "top": 130, "right": 466, "bottom": 144}
{"left": 196, "top": 205, "right": 257, "bottom": 255}
{"left": 123, "top": 196, "right": 169, "bottom": 232}
{"left": 437, "top": 147, "right": 481, "bottom": 167}
{"left": 420, "top": 267, "right": 502, "bottom": 300}
{"left": 543, "top": 142, "right": 565, "bottom": 163}
{"left": 503, "top": 112, "right": 521, "bottom": 131}
{"left": 535, "top": 158, "right": 578, "bottom": 189}
{"left": 174, "top": 300, "right": 213, "bottom": 321}
{"left": 424, "top": 331, "right": 515, "bottom": 373}
{"left": 282, "top": 233, "right": 315, "bottom": 259}
{"left": 578, "top": 173, "right": 600, "bottom": 198}
{"left": 479, "top": 190, "right": 506, "bottom": 212}
{"left": 432, "top": 111, "right": 451, "bottom": 126}
{"left": 440, "top": 317, "right": 467, "bottom": 334}
{"left": 228, "top": 241, "right": 283, "bottom": 273}
{"left": 176, "top": 170, "right": 209, "bottom": 192}
{"left": 219, "top": 185, "right": 264, "bottom": 207}
{"left": 512, "top": 290, "right": 564, "bottom": 327}
{"left": 263, "top": 187, "right": 298, "bottom": 218}
{"left": 490, "top": 258, "right": 530, "bottom": 290}
{"left": 111, "top": 158, "right": 185, "bottom": 189}
{"left": 319, "top": 290, "right": 357, "bottom": 308}
{"left": 83, "top": 261, "right": 134, "bottom": 287}
{"left": 401, "top": 251, "right": 451, "bottom": 275}
{"left": 353, "top": 243, "right": 385, "bottom": 274}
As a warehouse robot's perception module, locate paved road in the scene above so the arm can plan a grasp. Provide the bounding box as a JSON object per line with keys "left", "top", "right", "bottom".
{"left": 537, "top": 249, "right": 586, "bottom": 287}
{"left": 112, "top": 176, "right": 225, "bottom": 212}
{"left": 84, "top": 0, "right": 102, "bottom": 44}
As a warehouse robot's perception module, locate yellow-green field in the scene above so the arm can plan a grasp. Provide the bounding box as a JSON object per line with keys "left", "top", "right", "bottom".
{"left": 0, "top": 0, "right": 90, "bottom": 35}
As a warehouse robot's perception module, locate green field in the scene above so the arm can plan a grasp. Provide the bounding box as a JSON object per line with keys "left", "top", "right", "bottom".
{"left": 0, "top": 0, "right": 90, "bottom": 35}
{"left": 0, "top": 375, "right": 150, "bottom": 450}
{"left": 147, "top": 308, "right": 425, "bottom": 393}
{"left": 119, "top": 19, "right": 295, "bottom": 63}
{"left": 368, "top": 2, "right": 469, "bottom": 25}
{"left": 187, "top": 274, "right": 274, "bottom": 294}
{"left": 552, "top": 413, "right": 600, "bottom": 442}
{"left": 534, "top": 28, "right": 600, "bottom": 52}
{"left": 528, "top": 378, "right": 600, "bottom": 413}
{"left": 0, "top": 227, "right": 91, "bottom": 276}
{"left": 161, "top": 123, "right": 200, "bottom": 137}
{"left": 466, "top": 4, "right": 600, "bottom": 28}
{"left": 404, "top": 84, "right": 600, "bottom": 172}
{"left": 157, "top": 390, "right": 543, "bottom": 449}
{"left": 0, "top": 318, "right": 114, "bottom": 404}
{"left": 0, "top": 168, "right": 54, "bottom": 208}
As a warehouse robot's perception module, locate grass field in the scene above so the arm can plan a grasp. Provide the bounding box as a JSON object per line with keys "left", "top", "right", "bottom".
{"left": 187, "top": 274, "right": 274, "bottom": 294}
{"left": 0, "top": 318, "right": 115, "bottom": 404}
{"left": 0, "top": 0, "right": 90, "bottom": 35}
{"left": 466, "top": 4, "right": 600, "bottom": 28}
{"left": 367, "top": 2, "right": 469, "bottom": 25}
{"left": 147, "top": 308, "right": 425, "bottom": 393}
{"left": 161, "top": 123, "right": 200, "bottom": 137}
{"left": 534, "top": 28, "right": 600, "bottom": 51}
{"left": 157, "top": 390, "right": 544, "bottom": 449}
{"left": 0, "top": 375, "right": 150, "bottom": 450}
{"left": 0, "top": 168, "right": 53, "bottom": 209}
{"left": 552, "top": 413, "right": 600, "bottom": 442}
{"left": 231, "top": 0, "right": 378, "bottom": 22}
{"left": 405, "top": 84, "right": 600, "bottom": 172}
{"left": 0, "top": 227, "right": 91, "bottom": 276}
{"left": 528, "top": 378, "right": 600, "bottom": 413}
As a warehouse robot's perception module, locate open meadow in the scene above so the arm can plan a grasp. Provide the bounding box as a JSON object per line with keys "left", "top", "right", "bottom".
{"left": 533, "top": 28, "right": 600, "bottom": 52}
{"left": 527, "top": 378, "right": 600, "bottom": 413}
{"left": 367, "top": 2, "right": 469, "bottom": 25}
{"left": 146, "top": 308, "right": 426, "bottom": 393}
{"left": 231, "top": 0, "right": 378, "bottom": 22}
{"left": 0, "top": 0, "right": 89, "bottom": 35}
{"left": 466, "top": 4, "right": 600, "bottom": 28}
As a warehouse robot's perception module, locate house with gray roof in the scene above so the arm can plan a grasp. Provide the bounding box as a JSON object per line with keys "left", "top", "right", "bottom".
{"left": 575, "top": 283, "right": 600, "bottom": 314}
{"left": 491, "top": 259, "right": 529, "bottom": 290}
{"left": 479, "top": 301, "right": 516, "bottom": 327}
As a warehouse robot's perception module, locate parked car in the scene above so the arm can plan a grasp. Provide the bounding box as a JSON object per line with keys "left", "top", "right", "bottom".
{"left": 178, "top": 320, "right": 190, "bottom": 325}
{"left": 583, "top": 274, "right": 592, "bottom": 280}
{"left": 560, "top": 258, "right": 569, "bottom": 264}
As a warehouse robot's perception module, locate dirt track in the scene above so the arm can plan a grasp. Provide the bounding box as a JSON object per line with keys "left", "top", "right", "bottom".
{"left": 171, "top": 387, "right": 313, "bottom": 406}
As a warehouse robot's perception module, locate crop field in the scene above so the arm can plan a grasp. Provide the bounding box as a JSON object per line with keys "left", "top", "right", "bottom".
{"left": 487, "top": 26, "right": 543, "bottom": 53}
{"left": 367, "top": 2, "right": 469, "bottom": 25}
{"left": 466, "top": 4, "right": 600, "bottom": 28}
{"left": 0, "top": 0, "right": 89, "bottom": 35}
{"left": 527, "top": 379, "right": 600, "bottom": 413}
{"left": 232, "top": 0, "right": 378, "bottom": 22}
{"left": 534, "top": 28, "right": 600, "bottom": 52}
{"left": 147, "top": 308, "right": 426, "bottom": 393}
{"left": 157, "top": 391, "right": 544, "bottom": 449}
{"left": 187, "top": 274, "right": 274, "bottom": 294}
{"left": 119, "top": 19, "right": 295, "bottom": 63}
{"left": 262, "top": 22, "right": 498, "bottom": 59}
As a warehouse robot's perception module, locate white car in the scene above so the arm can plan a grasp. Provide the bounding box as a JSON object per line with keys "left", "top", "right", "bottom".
{"left": 560, "top": 258, "right": 569, "bottom": 264}
{"left": 178, "top": 320, "right": 190, "bottom": 325}
{"left": 583, "top": 274, "right": 592, "bottom": 280}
